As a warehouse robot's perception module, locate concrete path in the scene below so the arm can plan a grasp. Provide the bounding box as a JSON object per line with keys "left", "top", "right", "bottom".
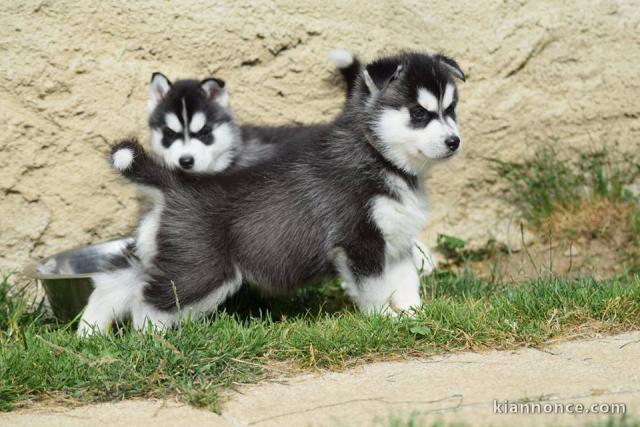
{"left": 3, "top": 332, "right": 639, "bottom": 426}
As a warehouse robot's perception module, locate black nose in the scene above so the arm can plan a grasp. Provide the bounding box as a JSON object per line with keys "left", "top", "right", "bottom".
{"left": 445, "top": 136, "right": 460, "bottom": 151}
{"left": 179, "top": 156, "right": 194, "bottom": 169}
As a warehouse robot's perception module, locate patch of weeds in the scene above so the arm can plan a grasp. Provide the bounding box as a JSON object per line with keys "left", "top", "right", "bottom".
{"left": 489, "top": 146, "right": 640, "bottom": 227}
{"left": 489, "top": 146, "right": 582, "bottom": 225}
{"left": 489, "top": 146, "right": 640, "bottom": 269}
{"left": 436, "top": 234, "right": 467, "bottom": 260}
{"left": 1, "top": 272, "right": 639, "bottom": 412}
{"left": 436, "top": 234, "right": 508, "bottom": 267}
{"left": 0, "top": 274, "right": 48, "bottom": 411}
{"left": 0, "top": 274, "right": 44, "bottom": 337}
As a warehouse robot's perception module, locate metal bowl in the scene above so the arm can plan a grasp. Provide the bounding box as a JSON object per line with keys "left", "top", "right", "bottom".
{"left": 23, "top": 238, "right": 134, "bottom": 322}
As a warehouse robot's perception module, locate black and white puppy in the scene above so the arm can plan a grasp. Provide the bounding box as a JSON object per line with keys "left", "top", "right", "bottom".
{"left": 80, "top": 51, "right": 464, "bottom": 334}
{"left": 77, "top": 53, "right": 365, "bottom": 336}
{"left": 145, "top": 49, "right": 361, "bottom": 174}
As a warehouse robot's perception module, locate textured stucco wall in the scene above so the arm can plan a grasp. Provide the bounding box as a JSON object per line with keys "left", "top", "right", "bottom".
{"left": 1, "top": 0, "right": 639, "bottom": 272}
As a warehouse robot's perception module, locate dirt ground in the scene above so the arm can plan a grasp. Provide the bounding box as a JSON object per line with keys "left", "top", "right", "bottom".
{"left": 469, "top": 237, "right": 635, "bottom": 282}
{"left": 3, "top": 331, "right": 639, "bottom": 427}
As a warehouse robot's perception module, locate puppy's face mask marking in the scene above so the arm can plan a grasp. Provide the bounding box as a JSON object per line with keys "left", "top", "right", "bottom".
{"left": 148, "top": 74, "right": 237, "bottom": 173}
{"left": 365, "top": 54, "right": 465, "bottom": 174}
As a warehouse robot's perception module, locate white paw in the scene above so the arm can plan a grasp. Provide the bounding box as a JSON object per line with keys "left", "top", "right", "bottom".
{"left": 113, "top": 148, "right": 134, "bottom": 171}
{"left": 328, "top": 49, "right": 354, "bottom": 69}
{"left": 76, "top": 320, "right": 108, "bottom": 337}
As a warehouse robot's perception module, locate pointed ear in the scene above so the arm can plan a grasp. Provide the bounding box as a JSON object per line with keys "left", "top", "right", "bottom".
{"left": 435, "top": 54, "right": 465, "bottom": 82}
{"left": 200, "top": 78, "right": 229, "bottom": 108}
{"left": 148, "top": 72, "right": 172, "bottom": 112}
{"left": 362, "top": 60, "right": 404, "bottom": 95}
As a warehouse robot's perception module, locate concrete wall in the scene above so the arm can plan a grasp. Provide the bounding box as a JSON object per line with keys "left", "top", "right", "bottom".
{"left": 2, "top": 0, "right": 639, "bottom": 271}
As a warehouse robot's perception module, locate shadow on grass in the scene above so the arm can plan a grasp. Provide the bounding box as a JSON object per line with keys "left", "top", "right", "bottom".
{"left": 218, "top": 277, "right": 351, "bottom": 320}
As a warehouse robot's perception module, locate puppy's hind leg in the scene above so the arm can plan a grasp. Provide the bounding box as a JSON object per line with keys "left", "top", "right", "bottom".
{"left": 77, "top": 267, "right": 144, "bottom": 336}
{"left": 131, "top": 267, "right": 243, "bottom": 333}
{"left": 130, "top": 299, "right": 178, "bottom": 333}
{"left": 337, "top": 251, "right": 420, "bottom": 315}
{"left": 130, "top": 276, "right": 182, "bottom": 332}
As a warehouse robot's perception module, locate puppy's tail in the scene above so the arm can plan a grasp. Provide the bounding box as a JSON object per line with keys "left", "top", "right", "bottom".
{"left": 328, "top": 49, "right": 361, "bottom": 97}
{"left": 111, "top": 138, "right": 173, "bottom": 190}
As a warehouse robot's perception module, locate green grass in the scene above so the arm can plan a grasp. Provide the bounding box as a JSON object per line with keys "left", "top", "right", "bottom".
{"left": 382, "top": 414, "right": 640, "bottom": 427}
{"left": 2, "top": 271, "right": 640, "bottom": 412}
{"left": 587, "top": 415, "right": 640, "bottom": 427}
{"left": 488, "top": 146, "right": 640, "bottom": 227}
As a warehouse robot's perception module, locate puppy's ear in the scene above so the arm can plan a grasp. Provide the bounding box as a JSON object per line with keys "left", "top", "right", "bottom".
{"left": 148, "top": 72, "right": 172, "bottom": 112}
{"left": 362, "top": 60, "right": 405, "bottom": 95}
{"left": 200, "top": 78, "right": 229, "bottom": 108}
{"left": 435, "top": 54, "right": 465, "bottom": 82}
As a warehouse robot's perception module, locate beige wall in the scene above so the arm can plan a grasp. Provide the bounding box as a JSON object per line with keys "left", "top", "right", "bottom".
{"left": 1, "top": 0, "right": 639, "bottom": 271}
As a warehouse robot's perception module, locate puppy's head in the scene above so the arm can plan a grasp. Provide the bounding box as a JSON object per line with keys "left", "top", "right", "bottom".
{"left": 147, "top": 73, "right": 240, "bottom": 173}
{"left": 358, "top": 52, "right": 465, "bottom": 174}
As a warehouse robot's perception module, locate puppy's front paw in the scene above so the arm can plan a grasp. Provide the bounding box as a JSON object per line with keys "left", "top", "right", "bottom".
{"left": 111, "top": 138, "right": 143, "bottom": 171}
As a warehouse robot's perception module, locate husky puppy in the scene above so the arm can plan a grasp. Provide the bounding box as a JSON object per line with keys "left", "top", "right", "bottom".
{"left": 79, "top": 51, "right": 465, "bottom": 335}
{"left": 145, "top": 50, "right": 361, "bottom": 174}
{"left": 78, "top": 55, "right": 368, "bottom": 336}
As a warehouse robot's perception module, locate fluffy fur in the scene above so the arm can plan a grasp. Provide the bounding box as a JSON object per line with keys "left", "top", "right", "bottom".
{"left": 79, "top": 51, "right": 464, "bottom": 335}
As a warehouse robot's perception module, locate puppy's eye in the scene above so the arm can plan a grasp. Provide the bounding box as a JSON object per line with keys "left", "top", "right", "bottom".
{"left": 197, "top": 125, "right": 215, "bottom": 145}
{"left": 163, "top": 127, "right": 178, "bottom": 138}
{"left": 410, "top": 107, "right": 428, "bottom": 121}
{"left": 445, "top": 104, "right": 456, "bottom": 115}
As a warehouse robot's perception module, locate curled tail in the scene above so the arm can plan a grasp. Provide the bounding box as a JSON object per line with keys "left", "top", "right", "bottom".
{"left": 111, "top": 138, "right": 173, "bottom": 189}
{"left": 328, "top": 49, "right": 362, "bottom": 98}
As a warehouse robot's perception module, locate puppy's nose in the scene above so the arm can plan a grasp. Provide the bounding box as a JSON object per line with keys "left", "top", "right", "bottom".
{"left": 179, "top": 156, "right": 194, "bottom": 169}
{"left": 445, "top": 136, "right": 460, "bottom": 151}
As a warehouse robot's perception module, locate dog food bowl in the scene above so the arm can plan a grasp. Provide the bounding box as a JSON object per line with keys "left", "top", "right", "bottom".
{"left": 22, "top": 238, "right": 134, "bottom": 322}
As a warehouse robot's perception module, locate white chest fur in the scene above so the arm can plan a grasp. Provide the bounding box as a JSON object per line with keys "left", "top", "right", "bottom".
{"left": 370, "top": 174, "right": 429, "bottom": 261}
{"left": 135, "top": 188, "right": 165, "bottom": 267}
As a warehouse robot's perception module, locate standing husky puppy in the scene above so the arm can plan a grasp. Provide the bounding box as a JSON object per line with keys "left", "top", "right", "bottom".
{"left": 85, "top": 51, "right": 465, "bottom": 334}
